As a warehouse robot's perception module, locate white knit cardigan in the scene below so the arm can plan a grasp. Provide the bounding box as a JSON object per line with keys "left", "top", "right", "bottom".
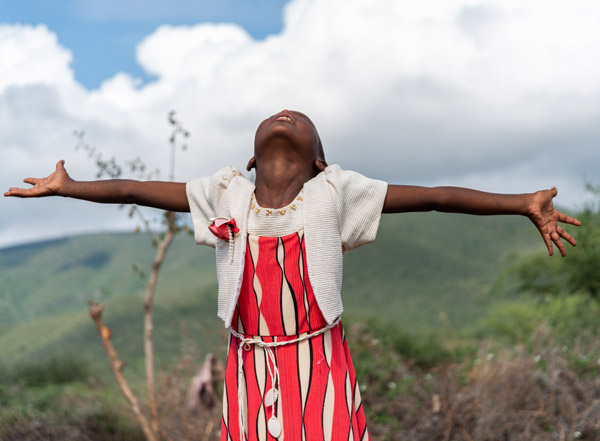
{"left": 186, "top": 164, "right": 388, "bottom": 328}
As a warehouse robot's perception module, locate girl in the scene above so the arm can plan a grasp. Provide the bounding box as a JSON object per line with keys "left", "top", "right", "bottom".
{"left": 5, "top": 109, "right": 580, "bottom": 441}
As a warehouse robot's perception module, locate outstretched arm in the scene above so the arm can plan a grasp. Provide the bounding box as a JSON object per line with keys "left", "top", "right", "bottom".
{"left": 383, "top": 185, "right": 581, "bottom": 257}
{"left": 4, "top": 160, "right": 190, "bottom": 212}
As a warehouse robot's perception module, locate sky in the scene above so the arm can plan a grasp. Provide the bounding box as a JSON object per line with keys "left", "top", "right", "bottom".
{"left": 1, "top": 0, "right": 599, "bottom": 249}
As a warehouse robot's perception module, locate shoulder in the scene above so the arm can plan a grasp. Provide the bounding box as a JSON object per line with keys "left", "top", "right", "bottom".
{"left": 318, "top": 164, "right": 388, "bottom": 251}
{"left": 321, "top": 164, "right": 388, "bottom": 195}
{"left": 187, "top": 166, "right": 247, "bottom": 195}
{"left": 187, "top": 166, "right": 244, "bottom": 187}
{"left": 185, "top": 166, "right": 250, "bottom": 247}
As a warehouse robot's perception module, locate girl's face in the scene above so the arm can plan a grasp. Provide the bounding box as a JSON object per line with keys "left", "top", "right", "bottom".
{"left": 253, "top": 110, "right": 323, "bottom": 162}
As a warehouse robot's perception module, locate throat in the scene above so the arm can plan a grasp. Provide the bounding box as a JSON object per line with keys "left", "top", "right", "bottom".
{"left": 253, "top": 157, "right": 318, "bottom": 208}
{"left": 254, "top": 172, "right": 310, "bottom": 209}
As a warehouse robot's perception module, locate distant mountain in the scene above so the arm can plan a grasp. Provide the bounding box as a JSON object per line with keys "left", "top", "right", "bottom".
{"left": 0, "top": 212, "right": 541, "bottom": 375}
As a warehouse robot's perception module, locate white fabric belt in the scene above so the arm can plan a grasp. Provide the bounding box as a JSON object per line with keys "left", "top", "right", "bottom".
{"left": 229, "top": 316, "right": 342, "bottom": 440}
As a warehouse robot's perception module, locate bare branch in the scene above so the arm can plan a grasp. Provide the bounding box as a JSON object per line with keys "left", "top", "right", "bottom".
{"left": 88, "top": 300, "right": 159, "bottom": 441}
{"left": 130, "top": 205, "right": 161, "bottom": 244}
{"left": 144, "top": 215, "right": 177, "bottom": 435}
{"left": 167, "top": 110, "right": 190, "bottom": 182}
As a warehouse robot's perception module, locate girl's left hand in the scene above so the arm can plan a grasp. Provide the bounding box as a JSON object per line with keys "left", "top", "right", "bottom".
{"left": 527, "top": 187, "right": 581, "bottom": 257}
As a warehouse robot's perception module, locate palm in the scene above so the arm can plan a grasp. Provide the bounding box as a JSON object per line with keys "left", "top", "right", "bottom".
{"left": 529, "top": 188, "right": 580, "bottom": 257}
{"left": 4, "top": 160, "right": 69, "bottom": 198}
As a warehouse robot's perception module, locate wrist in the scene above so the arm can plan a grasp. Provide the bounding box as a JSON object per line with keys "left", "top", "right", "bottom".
{"left": 524, "top": 192, "right": 538, "bottom": 217}
{"left": 57, "top": 177, "right": 76, "bottom": 197}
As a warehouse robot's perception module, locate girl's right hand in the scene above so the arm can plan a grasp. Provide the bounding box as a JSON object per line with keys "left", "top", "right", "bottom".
{"left": 4, "top": 160, "right": 71, "bottom": 198}
{"left": 526, "top": 186, "right": 580, "bottom": 257}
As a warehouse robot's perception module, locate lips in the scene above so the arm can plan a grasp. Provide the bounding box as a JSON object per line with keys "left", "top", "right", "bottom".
{"left": 273, "top": 111, "right": 295, "bottom": 124}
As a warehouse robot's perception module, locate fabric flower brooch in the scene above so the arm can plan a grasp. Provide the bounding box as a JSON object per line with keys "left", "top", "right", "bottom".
{"left": 209, "top": 218, "right": 239, "bottom": 261}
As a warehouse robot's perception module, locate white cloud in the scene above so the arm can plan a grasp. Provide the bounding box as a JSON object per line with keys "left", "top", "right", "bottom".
{"left": 0, "top": 24, "right": 75, "bottom": 93}
{"left": 1, "top": 0, "right": 599, "bottom": 248}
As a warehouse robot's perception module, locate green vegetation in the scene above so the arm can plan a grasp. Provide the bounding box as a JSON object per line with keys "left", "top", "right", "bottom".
{"left": 5, "top": 357, "right": 91, "bottom": 388}
{"left": 342, "top": 211, "right": 543, "bottom": 330}
{"left": 0, "top": 232, "right": 224, "bottom": 379}
{"left": 0, "top": 203, "right": 596, "bottom": 440}
{"left": 0, "top": 212, "right": 544, "bottom": 373}
{"left": 0, "top": 358, "right": 145, "bottom": 441}
{"left": 487, "top": 184, "right": 600, "bottom": 301}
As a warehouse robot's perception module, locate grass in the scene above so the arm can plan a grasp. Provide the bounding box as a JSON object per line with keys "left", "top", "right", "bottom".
{"left": 0, "top": 357, "right": 146, "bottom": 441}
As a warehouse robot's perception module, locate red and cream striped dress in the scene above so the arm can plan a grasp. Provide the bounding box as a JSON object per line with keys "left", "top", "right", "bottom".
{"left": 221, "top": 193, "right": 370, "bottom": 441}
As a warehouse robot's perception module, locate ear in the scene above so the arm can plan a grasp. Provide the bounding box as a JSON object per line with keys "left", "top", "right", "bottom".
{"left": 246, "top": 157, "right": 256, "bottom": 171}
{"left": 314, "top": 159, "right": 328, "bottom": 172}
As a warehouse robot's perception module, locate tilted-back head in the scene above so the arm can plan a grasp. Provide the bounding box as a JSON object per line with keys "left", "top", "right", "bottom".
{"left": 247, "top": 110, "right": 327, "bottom": 176}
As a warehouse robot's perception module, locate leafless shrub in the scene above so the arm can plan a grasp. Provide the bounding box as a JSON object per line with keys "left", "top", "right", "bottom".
{"left": 152, "top": 352, "right": 224, "bottom": 441}
{"left": 351, "top": 323, "right": 600, "bottom": 441}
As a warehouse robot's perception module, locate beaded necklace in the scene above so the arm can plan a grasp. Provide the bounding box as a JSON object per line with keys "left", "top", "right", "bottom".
{"left": 251, "top": 192, "right": 303, "bottom": 216}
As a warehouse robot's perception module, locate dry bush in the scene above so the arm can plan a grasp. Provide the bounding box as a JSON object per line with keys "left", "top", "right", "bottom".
{"left": 4, "top": 324, "right": 598, "bottom": 441}
{"left": 155, "top": 353, "right": 224, "bottom": 441}
{"left": 349, "top": 323, "right": 600, "bottom": 441}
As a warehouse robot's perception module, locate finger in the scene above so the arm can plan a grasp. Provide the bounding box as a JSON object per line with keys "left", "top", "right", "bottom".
{"left": 23, "top": 178, "right": 40, "bottom": 186}
{"left": 550, "top": 186, "right": 558, "bottom": 197}
{"left": 557, "top": 211, "right": 581, "bottom": 226}
{"left": 551, "top": 231, "right": 567, "bottom": 257}
{"left": 4, "top": 187, "right": 31, "bottom": 197}
{"left": 556, "top": 225, "right": 576, "bottom": 247}
{"left": 542, "top": 231, "right": 554, "bottom": 256}
{"left": 56, "top": 159, "right": 66, "bottom": 170}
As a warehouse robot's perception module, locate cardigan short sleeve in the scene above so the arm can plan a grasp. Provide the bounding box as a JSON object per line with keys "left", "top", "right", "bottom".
{"left": 324, "top": 165, "right": 388, "bottom": 252}
{"left": 186, "top": 166, "right": 243, "bottom": 248}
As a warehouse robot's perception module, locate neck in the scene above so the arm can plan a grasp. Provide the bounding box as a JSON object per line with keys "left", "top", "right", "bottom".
{"left": 254, "top": 157, "right": 316, "bottom": 208}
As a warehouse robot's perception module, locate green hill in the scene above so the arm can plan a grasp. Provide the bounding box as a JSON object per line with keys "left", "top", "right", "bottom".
{"left": 0, "top": 212, "right": 543, "bottom": 376}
